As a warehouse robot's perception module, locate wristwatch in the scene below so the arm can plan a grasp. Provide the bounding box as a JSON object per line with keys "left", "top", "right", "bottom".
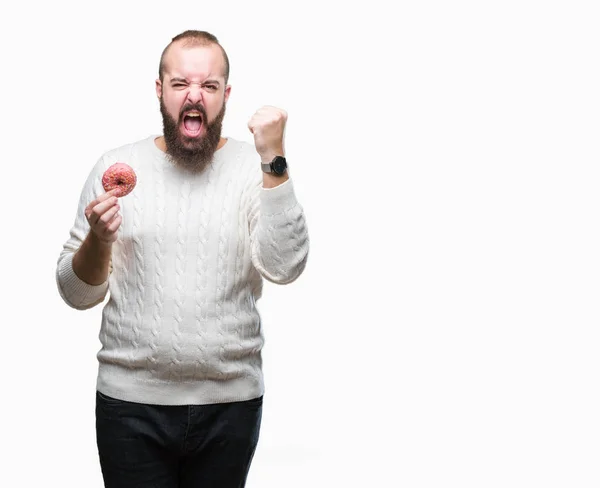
{"left": 261, "top": 155, "right": 288, "bottom": 176}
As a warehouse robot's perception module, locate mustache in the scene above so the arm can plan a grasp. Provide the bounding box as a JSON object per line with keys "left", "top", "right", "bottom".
{"left": 179, "top": 103, "right": 208, "bottom": 121}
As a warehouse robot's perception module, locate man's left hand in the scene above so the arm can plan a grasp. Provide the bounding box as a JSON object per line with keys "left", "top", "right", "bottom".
{"left": 248, "top": 106, "right": 287, "bottom": 162}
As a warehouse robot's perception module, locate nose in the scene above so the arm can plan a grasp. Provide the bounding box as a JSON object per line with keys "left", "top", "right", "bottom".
{"left": 186, "top": 83, "right": 203, "bottom": 104}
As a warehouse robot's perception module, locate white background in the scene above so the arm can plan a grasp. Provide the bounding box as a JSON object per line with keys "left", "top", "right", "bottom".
{"left": 1, "top": 0, "right": 599, "bottom": 486}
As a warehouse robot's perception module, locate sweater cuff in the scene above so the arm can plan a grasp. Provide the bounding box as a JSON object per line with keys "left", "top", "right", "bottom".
{"left": 57, "top": 253, "right": 109, "bottom": 308}
{"left": 260, "top": 178, "right": 299, "bottom": 217}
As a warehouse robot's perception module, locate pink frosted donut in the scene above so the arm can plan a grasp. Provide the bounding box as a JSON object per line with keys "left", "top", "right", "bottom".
{"left": 102, "top": 162, "right": 137, "bottom": 197}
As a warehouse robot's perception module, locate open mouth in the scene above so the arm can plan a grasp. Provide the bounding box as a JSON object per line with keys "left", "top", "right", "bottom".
{"left": 182, "top": 111, "right": 204, "bottom": 137}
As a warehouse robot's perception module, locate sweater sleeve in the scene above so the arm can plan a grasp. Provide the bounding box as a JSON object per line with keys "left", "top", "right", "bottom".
{"left": 246, "top": 176, "right": 310, "bottom": 284}
{"left": 55, "top": 156, "right": 111, "bottom": 310}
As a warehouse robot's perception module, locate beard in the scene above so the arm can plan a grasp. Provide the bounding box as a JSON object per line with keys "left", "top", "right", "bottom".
{"left": 160, "top": 97, "right": 226, "bottom": 173}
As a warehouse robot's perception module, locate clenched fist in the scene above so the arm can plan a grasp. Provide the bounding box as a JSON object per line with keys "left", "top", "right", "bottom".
{"left": 84, "top": 189, "right": 122, "bottom": 244}
{"left": 248, "top": 106, "right": 287, "bottom": 162}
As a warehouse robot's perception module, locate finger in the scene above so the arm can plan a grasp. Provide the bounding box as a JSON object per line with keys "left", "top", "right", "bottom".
{"left": 249, "top": 115, "right": 269, "bottom": 131}
{"left": 97, "top": 203, "right": 120, "bottom": 226}
{"left": 105, "top": 214, "right": 122, "bottom": 235}
{"left": 85, "top": 190, "right": 119, "bottom": 222}
{"left": 90, "top": 197, "right": 119, "bottom": 225}
{"left": 89, "top": 188, "right": 119, "bottom": 209}
{"left": 252, "top": 112, "right": 284, "bottom": 127}
{"left": 248, "top": 114, "right": 257, "bottom": 130}
{"left": 95, "top": 212, "right": 121, "bottom": 243}
{"left": 103, "top": 188, "right": 120, "bottom": 198}
{"left": 257, "top": 106, "right": 284, "bottom": 117}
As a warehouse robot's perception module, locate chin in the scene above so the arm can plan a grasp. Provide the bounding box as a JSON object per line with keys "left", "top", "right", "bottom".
{"left": 180, "top": 134, "right": 206, "bottom": 150}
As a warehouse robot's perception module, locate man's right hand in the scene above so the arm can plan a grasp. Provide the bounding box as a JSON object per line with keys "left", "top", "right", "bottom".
{"left": 85, "top": 189, "right": 122, "bottom": 244}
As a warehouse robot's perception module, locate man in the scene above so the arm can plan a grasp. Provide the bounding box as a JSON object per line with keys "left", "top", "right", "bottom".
{"left": 55, "top": 30, "right": 309, "bottom": 488}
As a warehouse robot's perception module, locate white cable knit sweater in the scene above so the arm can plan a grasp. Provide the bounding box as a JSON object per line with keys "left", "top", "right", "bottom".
{"left": 56, "top": 135, "right": 309, "bottom": 406}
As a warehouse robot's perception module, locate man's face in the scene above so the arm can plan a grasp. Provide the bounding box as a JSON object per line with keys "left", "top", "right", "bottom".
{"left": 156, "top": 42, "right": 231, "bottom": 171}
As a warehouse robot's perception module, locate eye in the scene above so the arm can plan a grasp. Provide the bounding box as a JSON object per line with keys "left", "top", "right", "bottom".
{"left": 203, "top": 84, "right": 218, "bottom": 92}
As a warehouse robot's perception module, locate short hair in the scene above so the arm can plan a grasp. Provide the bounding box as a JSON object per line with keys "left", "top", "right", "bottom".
{"left": 158, "top": 30, "right": 230, "bottom": 84}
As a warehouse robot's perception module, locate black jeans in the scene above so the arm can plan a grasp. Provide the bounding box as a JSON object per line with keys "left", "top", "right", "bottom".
{"left": 95, "top": 390, "right": 263, "bottom": 488}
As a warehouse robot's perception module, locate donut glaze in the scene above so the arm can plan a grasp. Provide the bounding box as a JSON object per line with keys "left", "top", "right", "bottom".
{"left": 102, "top": 163, "right": 137, "bottom": 197}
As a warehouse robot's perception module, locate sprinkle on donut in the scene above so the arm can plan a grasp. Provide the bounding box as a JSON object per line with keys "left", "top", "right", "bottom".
{"left": 102, "top": 162, "right": 137, "bottom": 197}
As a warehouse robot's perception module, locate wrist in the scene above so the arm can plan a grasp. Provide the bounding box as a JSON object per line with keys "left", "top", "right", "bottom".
{"left": 261, "top": 155, "right": 288, "bottom": 177}
{"left": 88, "top": 231, "right": 114, "bottom": 250}
{"left": 259, "top": 148, "right": 285, "bottom": 163}
{"left": 73, "top": 233, "right": 113, "bottom": 286}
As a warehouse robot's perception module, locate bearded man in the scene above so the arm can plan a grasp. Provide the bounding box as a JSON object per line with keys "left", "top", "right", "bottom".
{"left": 55, "top": 30, "right": 309, "bottom": 488}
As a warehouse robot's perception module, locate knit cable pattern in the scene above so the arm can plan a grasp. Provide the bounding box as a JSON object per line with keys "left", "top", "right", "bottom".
{"left": 148, "top": 156, "right": 166, "bottom": 375}
{"left": 215, "top": 170, "right": 233, "bottom": 379}
{"left": 132, "top": 160, "right": 145, "bottom": 362}
{"left": 170, "top": 179, "right": 192, "bottom": 380}
{"left": 194, "top": 163, "right": 217, "bottom": 378}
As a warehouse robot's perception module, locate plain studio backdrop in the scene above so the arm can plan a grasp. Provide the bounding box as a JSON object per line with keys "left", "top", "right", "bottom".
{"left": 1, "top": 0, "right": 599, "bottom": 487}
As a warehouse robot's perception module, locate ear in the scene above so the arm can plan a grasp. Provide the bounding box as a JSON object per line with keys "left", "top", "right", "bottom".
{"left": 155, "top": 79, "right": 162, "bottom": 99}
{"left": 224, "top": 84, "right": 232, "bottom": 104}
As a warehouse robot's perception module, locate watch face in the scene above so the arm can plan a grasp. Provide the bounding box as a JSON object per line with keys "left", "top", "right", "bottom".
{"left": 272, "top": 156, "right": 287, "bottom": 175}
